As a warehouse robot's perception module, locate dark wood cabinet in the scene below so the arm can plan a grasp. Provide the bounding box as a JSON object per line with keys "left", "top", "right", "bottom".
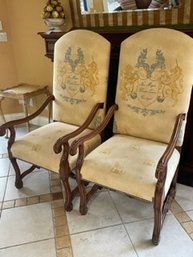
{"left": 38, "top": 32, "right": 64, "bottom": 61}
{"left": 38, "top": 29, "right": 193, "bottom": 186}
{"left": 178, "top": 87, "right": 193, "bottom": 186}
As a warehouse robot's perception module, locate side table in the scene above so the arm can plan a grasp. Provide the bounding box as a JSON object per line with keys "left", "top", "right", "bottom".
{"left": 0, "top": 83, "right": 51, "bottom": 132}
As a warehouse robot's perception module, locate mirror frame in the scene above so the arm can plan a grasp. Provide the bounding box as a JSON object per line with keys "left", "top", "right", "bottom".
{"left": 69, "top": 0, "right": 193, "bottom": 30}
{"left": 79, "top": 0, "right": 177, "bottom": 14}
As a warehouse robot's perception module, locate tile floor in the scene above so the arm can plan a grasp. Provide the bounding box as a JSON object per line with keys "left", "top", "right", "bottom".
{"left": 0, "top": 126, "right": 193, "bottom": 257}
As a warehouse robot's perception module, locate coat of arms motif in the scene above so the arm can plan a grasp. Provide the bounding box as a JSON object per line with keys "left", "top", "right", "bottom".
{"left": 120, "top": 49, "right": 183, "bottom": 116}
{"left": 56, "top": 47, "right": 99, "bottom": 104}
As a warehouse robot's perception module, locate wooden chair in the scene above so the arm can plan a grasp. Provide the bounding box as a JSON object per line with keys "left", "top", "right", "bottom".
{"left": 69, "top": 28, "right": 193, "bottom": 245}
{"left": 0, "top": 29, "right": 110, "bottom": 211}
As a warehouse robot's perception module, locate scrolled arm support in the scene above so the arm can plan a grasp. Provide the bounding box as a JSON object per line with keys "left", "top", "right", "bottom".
{"left": 53, "top": 102, "right": 104, "bottom": 154}
{"left": 155, "top": 113, "right": 185, "bottom": 180}
{"left": 70, "top": 104, "right": 118, "bottom": 156}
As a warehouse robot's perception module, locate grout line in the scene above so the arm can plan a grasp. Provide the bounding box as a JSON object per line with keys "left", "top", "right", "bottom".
{"left": 0, "top": 238, "right": 56, "bottom": 251}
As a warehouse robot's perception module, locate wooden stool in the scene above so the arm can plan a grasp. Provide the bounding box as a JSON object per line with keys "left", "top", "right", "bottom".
{"left": 0, "top": 83, "right": 51, "bottom": 133}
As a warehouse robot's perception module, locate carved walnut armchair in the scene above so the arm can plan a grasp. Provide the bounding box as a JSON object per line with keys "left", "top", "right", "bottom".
{"left": 0, "top": 29, "right": 110, "bottom": 212}
{"left": 69, "top": 28, "right": 193, "bottom": 245}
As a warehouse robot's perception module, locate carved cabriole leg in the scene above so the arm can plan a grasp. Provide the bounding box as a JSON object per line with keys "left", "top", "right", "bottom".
{"left": 7, "top": 127, "right": 38, "bottom": 188}
{"left": 60, "top": 163, "right": 73, "bottom": 212}
{"left": 75, "top": 144, "right": 88, "bottom": 215}
{"left": 152, "top": 195, "right": 162, "bottom": 245}
{"left": 152, "top": 177, "right": 163, "bottom": 245}
{"left": 78, "top": 180, "right": 88, "bottom": 215}
{"left": 152, "top": 167, "right": 166, "bottom": 245}
{"left": 7, "top": 127, "right": 22, "bottom": 188}
{"left": 59, "top": 142, "right": 73, "bottom": 212}
{"left": 11, "top": 157, "right": 23, "bottom": 189}
{"left": 153, "top": 165, "right": 179, "bottom": 245}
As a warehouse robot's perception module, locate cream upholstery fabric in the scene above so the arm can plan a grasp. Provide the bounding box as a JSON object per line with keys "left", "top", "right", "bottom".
{"left": 81, "top": 134, "right": 180, "bottom": 201}
{"left": 114, "top": 28, "right": 193, "bottom": 146}
{"left": 53, "top": 30, "right": 110, "bottom": 129}
{"left": 11, "top": 122, "right": 101, "bottom": 173}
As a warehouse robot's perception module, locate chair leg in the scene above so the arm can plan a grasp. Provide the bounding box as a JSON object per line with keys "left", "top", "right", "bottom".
{"left": 79, "top": 181, "right": 88, "bottom": 215}
{"left": 152, "top": 204, "right": 162, "bottom": 245}
{"left": 60, "top": 178, "right": 73, "bottom": 212}
{"left": 152, "top": 170, "right": 178, "bottom": 245}
{"left": 10, "top": 157, "right": 23, "bottom": 189}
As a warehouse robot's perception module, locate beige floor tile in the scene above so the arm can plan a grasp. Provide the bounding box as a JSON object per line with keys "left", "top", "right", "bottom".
{"left": 27, "top": 196, "right": 40, "bottom": 205}
{"left": 0, "top": 138, "right": 8, "bottom": 155}
{"left": 15, "top": 198, "right": 27, "bottom": 207}
{"left": 0, "top": 202, "right": 54, "bottom": 248}
{"left": 182, "top": 221, "right": 193, "bottom": 234}
{"left": 176, "top": 184, "right": 193, "bottom": 211}
{"left": 56, "top": 247, "right": 73, "bottom": 257}
{"left": 55, "top": 215, "right": 68, "bottom": 227}
{"left": 125, "top": 215, "right": 193, "bottom": 257}
{"left": 40, "top": 193, "right": 52, "bottom": 202}
{"left": 53, "top": 207, "right": 66, "bottom": 217}
{"left": 66, "top": 191, "right": 122, "bottom": 234}
{"left": 4, "top": 170, "right": 50, "bottom": 201}
{"left": 175, "top": 212, "right": 191, "bottom": 223}
{"left": 71, "top": 225, "right": 137, "bottom": 257}
{"left": 110, "top": 190, "right": 154, "bottom": 223}
{"left": 0, "top": 177, "right": 6, "bottom": 202}
{"left": 2, "top": 200, "right": 15, "bottom": 209}
{"left": 56, "top": 235, "right": 71, "bottom": 249}
{"left": 0, "top": 158, "right": 10, "bottom": 177}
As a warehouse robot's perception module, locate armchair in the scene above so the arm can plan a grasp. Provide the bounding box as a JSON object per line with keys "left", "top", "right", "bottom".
{"left": 70, "top": 28, "right": 193, "bottom": 245}
{"left": 0, "top": 29, "right": 111, "bottom": 211}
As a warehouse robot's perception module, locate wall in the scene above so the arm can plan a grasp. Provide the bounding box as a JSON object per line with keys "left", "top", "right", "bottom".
{"left": 0, "top": 0, "right": 72, "bottom": 117}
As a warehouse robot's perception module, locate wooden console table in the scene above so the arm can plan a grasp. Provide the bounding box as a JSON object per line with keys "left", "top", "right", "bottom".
{"left": 38, "top": 29, "right": 193, "bottom": 186}
{"left": 0, "top": 84, "right": 51, "bottom": 132}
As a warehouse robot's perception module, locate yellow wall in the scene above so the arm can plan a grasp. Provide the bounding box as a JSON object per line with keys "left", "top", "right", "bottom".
{"left": 0, "top": 0, "right": 72, "bottom": 115}
{"left": 0, "top": 1, "right": 17, "bottom": 88}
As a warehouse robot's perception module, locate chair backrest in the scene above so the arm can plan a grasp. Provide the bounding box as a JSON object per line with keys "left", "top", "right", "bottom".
{"left": 53, "top": 30, "right": 110, "bottom": 129}
{"left": 114, "top": 28, "right": 193, "bottom": 145}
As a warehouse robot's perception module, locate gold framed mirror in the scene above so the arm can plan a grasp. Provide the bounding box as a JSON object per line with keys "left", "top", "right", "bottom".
{"left": 80, "top": 0, "right": 180, "bottom": 14}
{"left": 69, "top": 0, "right": 190, "bottom": 29}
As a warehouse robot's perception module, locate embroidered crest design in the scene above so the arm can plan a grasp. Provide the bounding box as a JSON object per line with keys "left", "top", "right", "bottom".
{"left": 120, "top": 49, "right": 183, "bottom": 116}
{"left": 56, "top": 47, "right": 99, "bottom": 104}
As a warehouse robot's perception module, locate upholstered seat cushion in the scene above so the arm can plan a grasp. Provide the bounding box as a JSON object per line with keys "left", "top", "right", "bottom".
{"left": 81, "top": 134, "right": 180, "bottom": 201}
{"left": 11, "top": 122, "right": 101, "bottom": 173}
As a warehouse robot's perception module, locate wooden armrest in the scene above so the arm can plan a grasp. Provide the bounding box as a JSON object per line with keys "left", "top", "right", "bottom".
{"left": 155, "top": 113, "right": 185, "bottom": 179}
{"left": 70, "top": 104, "right": 118, "bottom": 156}
{"left": 53, "top": 103, "right": 104, "bottom": 154}
{"left": 0, "top": 94, "right": 54, "bottom": 137}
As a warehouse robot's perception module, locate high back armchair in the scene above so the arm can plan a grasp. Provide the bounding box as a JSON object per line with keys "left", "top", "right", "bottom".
{"left": 70, "top": 28, "right": 193, "bottom": 245}
{"left": 0, "top": 30, "right": 110, "bottom": 211}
